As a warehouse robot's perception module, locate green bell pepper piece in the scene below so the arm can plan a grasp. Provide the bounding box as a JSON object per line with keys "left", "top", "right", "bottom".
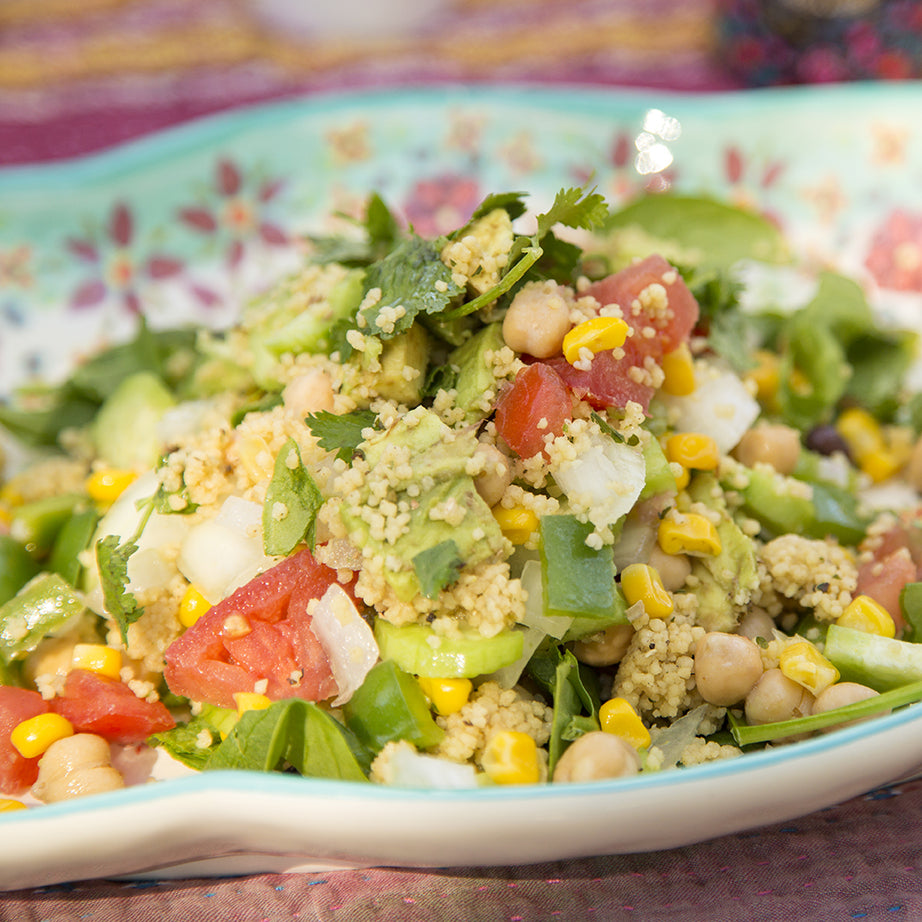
{"left": 48, "top": 507, "right": 100, "bottom": 586}
{"left": 342, "top": 660, "right": 444, "bottom": 754}
{"left": 10, "top": 492, "right": 87, "bottom": 558}
{"left": 0, "top": 571, "right": 85, "bottom": 665}
{"left": 539, "top": 514, "right": 627, "bottom": 638}
{"left": 0, "top": 535, "right": 40, "bottom": 607}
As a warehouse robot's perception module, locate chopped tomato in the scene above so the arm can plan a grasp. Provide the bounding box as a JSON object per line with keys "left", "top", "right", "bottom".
{"left": 494, "top": 363, "right": 573, "bottom": 459}
{"left": 585, "top": 254, "right": 699, "bottom": 354}
{"left": 546, "top": 338, "right": 658, "bottom": 411}
{"left": 0, "top": 686, "right": 49, "bottom": 794}
{"left": 163, "top": 548, "right": 339, "bottom": 709}
{"left": 52, "top": 669, "right": 175, "bottom": 744}
{"left": 544, "top": 255, "right": 699, "bottom": 413}
{"left": 856, "top": 548, "right": 916, "bottom": 634}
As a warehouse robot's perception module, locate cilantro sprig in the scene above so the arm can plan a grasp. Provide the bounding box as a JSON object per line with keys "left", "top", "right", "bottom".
{"left": 442, "top": 186, "right": 609, "bottom": 320}
{"left": 305, "top": 409, "right": 380, "bottom": 463}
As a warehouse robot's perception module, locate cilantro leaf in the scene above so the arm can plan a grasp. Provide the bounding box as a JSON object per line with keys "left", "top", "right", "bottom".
{"left": 96, "top": 535, "right": 143, "bottom": 646}
{"left": 444, "top": 186, "right": 608, "bottom": 319}
{"left": 468, "top": 191, "right": 529, "bottom": 224}
{"left": 308, "top": 193, "right": 402, "bottom": 267}
{"left": 359, "top": 235, "right": 465, "bottom": 338}
{"left": 262, "top": 438, "right": 324, "bottom": 555}
{"left": 413, "top": 539, "right": 463, "bottom": 599}
{"left": 305, "top": 409, "right": 380, "bottom": 462}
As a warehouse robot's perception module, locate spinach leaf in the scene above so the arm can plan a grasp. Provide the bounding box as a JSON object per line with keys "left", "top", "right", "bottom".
{"left": 262, "top": 439, "right": 323, "bottom": 555}
{"left": 204, "top": 698, "right": 369, "bottom": 781}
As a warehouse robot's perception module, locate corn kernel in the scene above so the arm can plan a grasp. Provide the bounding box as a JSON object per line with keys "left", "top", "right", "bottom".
{"left": 665, "top": 433, "right": 720, "bottom": 472}
{"left": 481, "top": 730, "right": 541, "bottom": 785}
{"left": 657, "top": 514, "right": 721, "bottom": 557}
{"left": 836, "top": 407, "right": 905, "bottom": 483}
{"left": 71, "top": 643, "right": 122, "bottom": 680}
{"left": 0, "top": 798, "right": 26, "bottom": 812}
{"left": 179, "top": 584, "right": 212, "bottom": 628}
{"left": 837, "top": 595, "right": 896, "bottom": 639}
{"left": 599, "top": 697, "right": 652, "bottom": 749}
{"left": 233, "top": 692, "right": 273, "bottom": 716}
{"left": 779, "top": 641, "right": 839, "bottom": 696}
{"left": 417, "top": 676, "right": 473, "bottom": 716}
{"left": 620, "top": 563, "right": 674, "bottom": 618}
{"left": 860, "top": 449, "right": 903, "bottom": 484}
{"left": 745, "top": 349, "right": 780, "bottom": 407}
{"left": 660, "top": 343, "right": 696, "bottom": 396}
{"left": 85, "top": 469, "right": 137, "bottom": 505}
{"left": 10, "top": 713, "right": 74, "bottom": 759}
{"left": 492, "top": 505, "right": 539, "bottom": 546}
{"left": 562, "top": 317, "right": 630, "bottom": 365}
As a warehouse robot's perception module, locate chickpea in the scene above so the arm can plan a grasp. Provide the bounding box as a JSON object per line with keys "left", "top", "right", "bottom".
{"left": 646, "top": 545, "right": 692, "bottom": 592}
{"left": 32, "top": 734, "right": 125, "bottom": 804}
{"left": 744, "top": 668, "right": 814, "bottom": 726}
{"left": 502, "top": 280, "right": 572, "bottom": 358}
{"left": 282, "top": 368, "right": 335, "bottom": 418}
{"left": 472, "top": 443, "right": 514, "bottom": 508}
{"left": 733, "top": 423, "right": 801, "bottom": 475}
{"left": 694, "top": 632, "right": 764, "bottom": 706}
{"left": 812, "top": 682, "right": 885, "bottom": 730}
{"left": 552, "top": 732, "right": 641, "bottom": 783}
{"left": 736, "top": 608, "right": 776, "bottom": 643}
{"left": 571, "top": 623, "right": 635, "bottom": 667}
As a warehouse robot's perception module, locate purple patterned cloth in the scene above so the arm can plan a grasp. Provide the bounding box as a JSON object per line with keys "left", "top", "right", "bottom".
{"left": 2, "top": 0, "right": 921, "bottom": 915}
{"left": 3, "top": 778, "right": 922, "bottom": 919}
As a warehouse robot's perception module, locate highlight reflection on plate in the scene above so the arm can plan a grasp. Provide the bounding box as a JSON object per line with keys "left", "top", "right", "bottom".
{"left": 1, "top": 83, "right": 922, "bottom": 889}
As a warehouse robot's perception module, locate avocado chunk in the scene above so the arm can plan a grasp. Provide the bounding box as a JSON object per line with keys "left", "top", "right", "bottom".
{"left": 93, "top": 371, "right": 175, "bottom": 469}
{"left": 339, "top": 407, "right": 505, "bottom": 601}
{"left": 449, "top": 322, "right": 506, "bottom": 422}
{"left": 685, "top": 473, "right": 759, "bottom": 632}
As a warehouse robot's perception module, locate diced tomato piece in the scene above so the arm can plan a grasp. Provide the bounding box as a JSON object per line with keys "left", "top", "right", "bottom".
{"left": 163, "top": 549, "right": 339, "bottom": 709}
{"left": 585, "top": 254, "right": 699, "bottom": 354}
{"left": 0, "top": 686, "right": 50, "bottom": 794}
{"left": 51, "top": 669, "right": 175, "bottom": 745}
{"left": 856, "top": 548, "right": 916, "bottom": 634}
{"left": 494, "top": 363, "right": 573, "bottom": 459}
{"left": 546, "top": 338, "right": 658, "bottom": 412}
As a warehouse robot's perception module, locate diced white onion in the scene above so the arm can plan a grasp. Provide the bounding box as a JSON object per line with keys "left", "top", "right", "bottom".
{"left": 658, "top": 363, "right": 760, "bottom": 454}
{"left": 308, "top": 583, "right": 378, "bottom": 707}
{"left": 85, "top": 471, "right": 190, "bottom": 612}
{"left": 552, "top": 432, "right": 646, "bottom": 530}
{"left": 519, "top": 559, "right": 571, "bottom": 639}
{"left": 382, "top": 744, "right": 480, "bottom": 789}
{"left": 177, "top": 496, "right": 279, "bottom": 604}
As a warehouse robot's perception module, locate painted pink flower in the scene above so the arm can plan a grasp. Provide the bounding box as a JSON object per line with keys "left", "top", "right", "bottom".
{"left": 865, "top": 210, "right": 922, "bottom": 292}
{"left": 402, "top": 175, "right": 482, "bottom": 238}
{"left": 178, "top": 158, "right": 290, "bottom": 269}
{"left": 67, "top": 202, "right": 183, "bottom": 313}
{"left": 0, "top": 245, "right": 33, "bottom": 289}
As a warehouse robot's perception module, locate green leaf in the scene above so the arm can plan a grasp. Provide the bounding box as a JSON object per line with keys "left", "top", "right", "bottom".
{"left": 96, "top": 535, "right": 143, "bottom": 646}
{"left": 359, "top": 235, "right": 465, "bottom": 338}
{"left": 468, "top": 190, "right": 529, "bottom": 224}
{"left": 204, "top": 698, "right": 368, "bottom": 781}
{"left": 535, "top": 186, "right": 608, "bottom": 241}
{"left": 305, "top": 408, "right": 380, "bottom": 462}
{"left": 148, "top": 712, "right": 225, "bottom": 770}
{"left": 413, "top": 539, "right": 463, "bottom": 599}
{"left": 444, "top": 186, "right": 608, "bottom": 320}
{"left": 600, "top": 193, "right": 789, "bottom": 270}
{"left": 262, "top": 438, "right": 324, "bottom": 555}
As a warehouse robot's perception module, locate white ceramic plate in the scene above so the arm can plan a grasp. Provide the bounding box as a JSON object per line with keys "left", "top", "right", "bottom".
{"left": 1, "top": 83, "right": 922, "bottom": 890}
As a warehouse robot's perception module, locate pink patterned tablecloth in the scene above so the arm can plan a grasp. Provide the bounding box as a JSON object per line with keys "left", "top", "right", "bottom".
{"left": 3, "top": 1, "right": 922, "bottom": 917}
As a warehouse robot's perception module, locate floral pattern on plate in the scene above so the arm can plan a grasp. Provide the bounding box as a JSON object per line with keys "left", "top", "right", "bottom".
{"left": 0, "top": 83, "right": 921, "bottom": 395}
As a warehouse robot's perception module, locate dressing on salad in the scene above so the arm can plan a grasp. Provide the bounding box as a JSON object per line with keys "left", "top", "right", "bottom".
{"left": 2, "top": 188, "right": 922, "bottom": 808}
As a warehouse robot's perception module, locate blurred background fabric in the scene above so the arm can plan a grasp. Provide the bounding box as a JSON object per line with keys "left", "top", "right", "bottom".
{"left": 0, "top": 0, "right": 733, "bottom": 164}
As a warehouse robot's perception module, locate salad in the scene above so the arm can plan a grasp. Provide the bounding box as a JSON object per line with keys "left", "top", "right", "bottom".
{"left": 2, "top": 186, "right": 922, "bottom": 808}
